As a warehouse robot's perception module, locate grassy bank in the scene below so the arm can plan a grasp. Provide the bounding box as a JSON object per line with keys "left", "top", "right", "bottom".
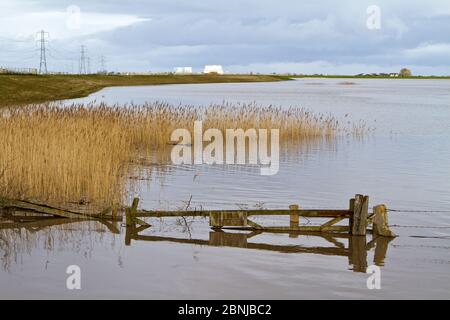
{"left": 0, "top": 74, "right": 291, "bottom": 107}
{"left": 0, "top": 102, "right": 352, "bottom": 209}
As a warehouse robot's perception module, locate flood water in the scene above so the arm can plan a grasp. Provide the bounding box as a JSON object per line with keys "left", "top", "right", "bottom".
{"left": 1, "top": 78, "right": 450, "bottom": 299}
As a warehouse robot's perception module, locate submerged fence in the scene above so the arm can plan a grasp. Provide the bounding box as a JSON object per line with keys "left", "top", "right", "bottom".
{"left": 125, "top": 194, "right": 396, "bottom": 237}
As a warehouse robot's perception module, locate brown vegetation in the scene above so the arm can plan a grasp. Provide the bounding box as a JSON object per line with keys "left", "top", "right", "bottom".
{"left": 0, "top": 74, "right": 291, "bottom": 107}
{"left": 0, "top": 102, "right": 363, "bottom": 209}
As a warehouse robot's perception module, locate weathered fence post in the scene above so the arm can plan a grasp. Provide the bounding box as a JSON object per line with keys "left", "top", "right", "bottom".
{"left": 126, "top": 198, "right": 139, "bottom": 227}
{"left": 373, "top": 205, "right": 396, "bottom": 237}
{"left": 210, "top": 212, "right": 247, "bottom": 229}
{"left": 289, "top": 204, "right": 300, "bottom": 238}
{"left": 352, "top": 194, "right": 369, "bottom": 236}
{"left": 125, "top": 198, "right": 140, "bottom": 246}
{"left": 111, "top": 204, "right": 118, "bottom": 221}
{"left": 289, "top": 204, "right": 300, "bottom": 227}
{"left": 349, "top": 197, "right": 355, "bottom": 234}
{"left": 373, "top": 236, "right": 394, "bottom": 265}
{"left": 125, "top": 221, "right": 132, "bottom": 246}
{"left": 349, "top": 236, "right": 368, "bottom": 272}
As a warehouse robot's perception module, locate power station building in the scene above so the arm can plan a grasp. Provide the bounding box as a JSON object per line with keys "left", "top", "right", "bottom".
{"left": 203, "top": 65, "right": 224, "bottom": 75}
{"left": 174, "top": 67, "right": 193, "bottom": 74}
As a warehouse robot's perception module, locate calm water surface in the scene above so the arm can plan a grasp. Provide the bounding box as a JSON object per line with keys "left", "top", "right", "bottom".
{"left": 1, "top": 78, "right": 450, "bottom": 299}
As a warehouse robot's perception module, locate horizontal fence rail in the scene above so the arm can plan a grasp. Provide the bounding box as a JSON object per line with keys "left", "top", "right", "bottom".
{"left": 125, "top": 194, "right": 397, "bottom": 237}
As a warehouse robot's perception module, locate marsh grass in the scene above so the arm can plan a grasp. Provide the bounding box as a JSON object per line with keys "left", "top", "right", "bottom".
{"left": 0, "top": 102, "right": 364, "bottom": 209}
{"left": 0, "top": 74, "right": 291, "bottom": 107}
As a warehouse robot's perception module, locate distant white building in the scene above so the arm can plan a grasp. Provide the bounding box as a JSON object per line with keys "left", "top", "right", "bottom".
{"left": 203, "top": 65, "right": 224, "bottom": 75}
{"left": 0, "top": 67, "right": 38, "bottom": 75}
{"left": 174, "top": 67, "right": 193, "bottom": 74}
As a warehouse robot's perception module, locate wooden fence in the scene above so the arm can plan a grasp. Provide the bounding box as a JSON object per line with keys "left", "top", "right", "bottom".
{"left": 0, "top": 194, "right": 396, "bottom": 237}
{"left": 126, "top": 194, "right": 396, "bottom": 237}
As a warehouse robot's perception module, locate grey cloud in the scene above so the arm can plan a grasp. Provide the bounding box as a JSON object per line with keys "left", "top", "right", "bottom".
{"left": 1, "top": 0, "right": 450, "bottom": 74}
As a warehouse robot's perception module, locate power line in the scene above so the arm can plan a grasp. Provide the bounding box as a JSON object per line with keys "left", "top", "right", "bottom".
{"left": 47, "top": 43, "right": 78, "bottom": 60}
{"left": 2, "top": 33, "right": 99, "bottom": 74}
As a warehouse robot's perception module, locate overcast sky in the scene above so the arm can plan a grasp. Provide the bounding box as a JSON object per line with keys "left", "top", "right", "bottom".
{"left": 1, "top": 0, "right": 449, "bottom": 75}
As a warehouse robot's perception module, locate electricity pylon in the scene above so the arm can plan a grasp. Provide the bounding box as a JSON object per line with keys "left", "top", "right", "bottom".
{"left": 37, "top": 30, "right": 49, "bottom": 74}
{"left": 79, "top": 45, "right": 87, "bottom": 74}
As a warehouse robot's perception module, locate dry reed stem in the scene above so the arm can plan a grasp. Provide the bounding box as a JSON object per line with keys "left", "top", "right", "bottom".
{"left": 0, "top": 102, "right": 364, "bottom": 208}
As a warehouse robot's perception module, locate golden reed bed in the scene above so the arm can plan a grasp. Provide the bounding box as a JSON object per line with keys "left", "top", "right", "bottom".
{"left": 0, "top": 102, "right": 365, "bottom": 209}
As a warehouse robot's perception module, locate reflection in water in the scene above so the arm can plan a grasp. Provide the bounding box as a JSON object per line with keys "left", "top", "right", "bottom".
{"left": 125, "top": 222, "right": 393, "bottom": 273}
{"left": 0, "top": 212, "right": 119, "bottom": 271}
{"left": 0, "top": 212, "right": 394, "bottom": 273}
